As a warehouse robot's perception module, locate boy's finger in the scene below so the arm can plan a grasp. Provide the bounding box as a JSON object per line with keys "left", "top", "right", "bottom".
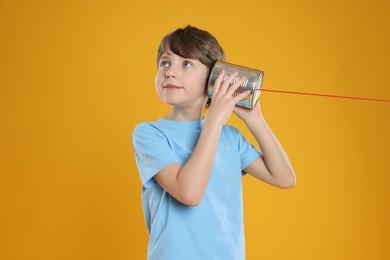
{"left": 233, "top": 90, "right": 251, "bottom": 103}
{"left": 219, "top": 71, "right": 239, "bottom": 93}
{"left": 227, "top": 76, "right": 247, "bottom": 97}
{"left": 212, "top": 70, "right": 226, "bottom": 95}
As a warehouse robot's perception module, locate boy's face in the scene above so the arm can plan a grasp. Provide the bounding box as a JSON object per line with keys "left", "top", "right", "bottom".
{"left": 155, "top": 50, "right": 209, "bottom": 108}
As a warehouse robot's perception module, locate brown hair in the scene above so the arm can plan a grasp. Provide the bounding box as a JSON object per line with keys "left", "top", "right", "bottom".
{"left": 157, "top": 25, "right": 225, "bottom": 106}
{"left": 157, "top": 25, "right": 225, "bottom": 69}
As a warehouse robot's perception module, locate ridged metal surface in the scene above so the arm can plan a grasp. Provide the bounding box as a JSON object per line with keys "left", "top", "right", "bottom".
{"left": 207, "top": 61, "right": 264, "bottom": 108}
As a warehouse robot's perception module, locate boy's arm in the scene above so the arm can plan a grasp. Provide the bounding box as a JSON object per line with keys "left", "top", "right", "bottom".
{"left": 154, "top": 71, "right": 250, "bottom": 206}
{"left": 154, "top": 120, "right": 222, "bottom": 206}
{"left": 235, "top": 104, "right": 296, "bottom": 188}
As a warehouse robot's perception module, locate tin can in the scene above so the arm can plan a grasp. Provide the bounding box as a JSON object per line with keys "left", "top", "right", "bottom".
{"left": 207, "top": 61, "right": 264, "bottom": 109}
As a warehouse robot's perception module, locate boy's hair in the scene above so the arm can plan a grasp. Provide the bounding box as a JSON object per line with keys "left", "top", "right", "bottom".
{"left": 157, "top": 25, "right": 225, "bottom": 71}
{"left": 157, "top": 25, "right": 225, "bottom": 107}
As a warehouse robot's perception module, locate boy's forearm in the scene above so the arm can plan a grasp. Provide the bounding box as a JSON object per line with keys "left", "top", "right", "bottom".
{"left": 245, "top": 116, "right": 295, "bottom": 182}
{"left": 176, "top": 119, "right": 222, "bottom": 205}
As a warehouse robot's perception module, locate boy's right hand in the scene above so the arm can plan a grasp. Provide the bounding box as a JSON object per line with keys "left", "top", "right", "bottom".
{"left": 207, "top": 70, "right": 250, "bottom": 126}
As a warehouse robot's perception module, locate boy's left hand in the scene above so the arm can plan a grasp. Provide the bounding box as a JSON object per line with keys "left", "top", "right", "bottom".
{"left": 233, "top": 102, "right": 263, "bottom": 122}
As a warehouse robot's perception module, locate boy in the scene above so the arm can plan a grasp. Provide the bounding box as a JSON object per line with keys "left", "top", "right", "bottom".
{"left": 132, "top": 25, "right": 295, "bottom": 260}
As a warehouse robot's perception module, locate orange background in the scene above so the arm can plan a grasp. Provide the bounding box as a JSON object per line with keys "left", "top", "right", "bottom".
{"left": 1, "top": 0, "right": 389, "bottom": 259}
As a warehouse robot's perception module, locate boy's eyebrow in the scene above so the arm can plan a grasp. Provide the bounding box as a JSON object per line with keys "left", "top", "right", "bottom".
{"left": 159, "top": 52, "right": 197, "bottom": 62}
{"left": 160, "top": 52, "right": 173, "bottom": 59}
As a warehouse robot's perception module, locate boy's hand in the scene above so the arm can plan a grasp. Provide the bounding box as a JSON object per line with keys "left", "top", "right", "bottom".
{"left": 207, "top": 70, "right": 250, "bottom": 126}
{"left": 233, "top": 102, "right": 263, "bottom": 123}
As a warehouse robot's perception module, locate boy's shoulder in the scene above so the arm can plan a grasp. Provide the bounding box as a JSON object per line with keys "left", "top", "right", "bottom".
{"left": 132, "top": 119, "right": 166, "bottom": 138}
{"left": 134, "top": 118, "right": 164, "bottom": 129}
{"left": 222, "top": 123, "right": 242, "bottom": 136}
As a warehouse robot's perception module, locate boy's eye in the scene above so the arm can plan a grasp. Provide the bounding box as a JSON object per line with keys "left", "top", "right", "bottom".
{"left": 160, "top": 61, "right": 170, "bottom": 68}
{"left": 183, "top": 61, "right": 192, "bottom": 67}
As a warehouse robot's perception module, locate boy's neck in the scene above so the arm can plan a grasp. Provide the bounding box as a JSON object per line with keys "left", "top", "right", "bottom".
{"left": 165, "top": 106, "right": 205, "bottom": 122}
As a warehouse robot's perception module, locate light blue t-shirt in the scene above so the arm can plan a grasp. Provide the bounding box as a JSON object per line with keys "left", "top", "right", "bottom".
{"left": 132, "top": 118, "right": 261, "bottom": 260}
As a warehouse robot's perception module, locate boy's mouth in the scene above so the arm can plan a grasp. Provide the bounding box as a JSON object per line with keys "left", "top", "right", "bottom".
{"left": 163, "top": 84, "right": 182, "bottom": 89}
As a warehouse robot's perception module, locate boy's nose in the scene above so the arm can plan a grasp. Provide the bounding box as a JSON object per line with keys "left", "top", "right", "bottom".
{"left": 165, "top": 67, "right": 177, "bottom": 79}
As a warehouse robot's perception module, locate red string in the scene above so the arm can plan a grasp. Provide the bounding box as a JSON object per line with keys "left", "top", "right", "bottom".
{"left": 259, "top": 89, "right": 390, "bottom": 103}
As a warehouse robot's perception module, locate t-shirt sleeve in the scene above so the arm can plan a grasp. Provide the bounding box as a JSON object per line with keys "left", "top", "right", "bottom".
{"left": 132, "top": 123, "right": 180, "bottom": 188}
{"left": 229, "top": 126, "right": 262, "bottom": 172}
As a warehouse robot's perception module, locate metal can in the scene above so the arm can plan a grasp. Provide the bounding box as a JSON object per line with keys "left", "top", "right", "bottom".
{"left": 207, "top": 61, "right": 264, "bottom": 109}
